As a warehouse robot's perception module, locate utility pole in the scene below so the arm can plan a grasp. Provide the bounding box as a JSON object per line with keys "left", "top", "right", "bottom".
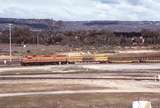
{"left": 9, "top": 24, "right": 12, "bottom": 62}
{"left": 37, "top": 34, "right": 39, "bottom": 46}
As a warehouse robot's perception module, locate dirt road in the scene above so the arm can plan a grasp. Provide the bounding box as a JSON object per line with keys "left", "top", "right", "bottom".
{"left": 0, "top": 89, "right": 160, "bottom": 97}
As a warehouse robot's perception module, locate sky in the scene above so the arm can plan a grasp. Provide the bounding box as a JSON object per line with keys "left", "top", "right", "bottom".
{"left": 0, "top": 0, "right": 159, "bottom": 21}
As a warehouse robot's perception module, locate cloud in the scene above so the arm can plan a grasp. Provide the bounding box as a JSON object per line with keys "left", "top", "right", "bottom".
{"left": 126, "top": 0, "right": 142, "bottom": 5}
{"left": 98, "top": 0, "right": 120, "bottom": 4}
{"left": 95, "top": 0, "right": 160, "bottom": 21}
{"left": 0, "top": 0, "right": 160, "bottom": 21}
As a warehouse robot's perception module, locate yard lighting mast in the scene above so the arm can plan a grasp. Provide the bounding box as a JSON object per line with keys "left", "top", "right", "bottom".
{"left": 9, "top": 24, "right": 12, "bottom": 62}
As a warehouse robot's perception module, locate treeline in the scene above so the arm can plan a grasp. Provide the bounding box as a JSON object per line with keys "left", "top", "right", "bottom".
{"left": 0, "top": 26, "right": 160, "bottom": 47}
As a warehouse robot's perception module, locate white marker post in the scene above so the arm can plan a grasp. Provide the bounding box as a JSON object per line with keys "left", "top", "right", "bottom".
{"left": 158, "top": 74, "right": 160, "bottom": 82}
{"left": 132, "top": 101, "right": 152, "bottom": 108}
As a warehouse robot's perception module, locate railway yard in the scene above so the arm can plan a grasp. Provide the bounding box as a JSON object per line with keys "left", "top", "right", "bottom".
{"left": 0, "top": 44, "right": 160, "bottom": 108}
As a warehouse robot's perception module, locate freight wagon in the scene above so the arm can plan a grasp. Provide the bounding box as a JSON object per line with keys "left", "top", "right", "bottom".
{"left": 108, "top": 52, "right": 160, "bottom": 63}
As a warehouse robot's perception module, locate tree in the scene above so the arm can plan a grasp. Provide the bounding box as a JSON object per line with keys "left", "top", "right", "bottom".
{"left": 12, "top": 27, "right": 33, "bottom": 44}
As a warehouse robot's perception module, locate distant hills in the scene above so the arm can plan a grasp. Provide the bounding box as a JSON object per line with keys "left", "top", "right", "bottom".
{"left": 0, "top": 18, "right": 160, "bottom": 32}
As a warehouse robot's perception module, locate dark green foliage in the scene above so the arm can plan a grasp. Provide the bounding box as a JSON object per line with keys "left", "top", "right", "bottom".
{"left": 0, "top": 26, "right": 160, "bottom": 47}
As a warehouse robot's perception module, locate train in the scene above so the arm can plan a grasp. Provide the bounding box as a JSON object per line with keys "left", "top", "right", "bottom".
{"left": 21, "top": 52, "right": 108, "bottom": 66}
{"left": 21, "top": 52, "right": 160, "bottom": 66}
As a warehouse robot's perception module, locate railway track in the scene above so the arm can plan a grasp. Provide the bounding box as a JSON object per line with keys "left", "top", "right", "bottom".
{"left": 1, "top": 61, "right": 160, "bottom": 68}
{"left": 0, "top": 74, "right": 158, "bottom": 81}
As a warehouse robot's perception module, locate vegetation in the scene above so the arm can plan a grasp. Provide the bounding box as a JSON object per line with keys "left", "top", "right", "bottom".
{"left": 0, "top": 23, "right": 160, "bottom": 48}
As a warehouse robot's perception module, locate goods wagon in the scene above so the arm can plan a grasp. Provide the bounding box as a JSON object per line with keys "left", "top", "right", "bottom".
{"left": 108, "top": 52, "right": 160, "bottom": 63}
{"left": 93, "top": 54, "right": 108, "bottom": 63}
{"left": 67, "top": 53, "right": 108, "bottom": 63}
{"left": 67, "top": 55, "right": 83, "bottom": 64}
{"left": 82, "top": 54, "right": 94, "bottom": 62}
{"left": 66, "top": 52, "right": 84, "bottom": 64}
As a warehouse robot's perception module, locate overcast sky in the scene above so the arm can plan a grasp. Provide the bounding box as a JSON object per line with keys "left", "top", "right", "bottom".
{"left": 0, "top": 0, "right": 159, "bottom": 21}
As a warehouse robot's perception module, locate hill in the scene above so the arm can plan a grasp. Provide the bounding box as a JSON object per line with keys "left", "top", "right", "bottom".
{"left": 0, "top": 18, "right": 160, "bottom": 32}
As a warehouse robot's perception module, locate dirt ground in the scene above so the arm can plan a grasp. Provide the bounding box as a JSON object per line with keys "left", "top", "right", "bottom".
{"left": 0, "top": 64, "right": 160, "bottom": 108}
{"left": 0, "top": 93, "right": 160, "bottom": 108}
{"left": 0, "top": 64, "right": 160, "bottom": 93}
{"left": 1, "top": 43, "right": 160, "bottom": 56}
{"left": 0, "top": 44, "right": 72, "bottom": 55}
{"left": 0, "top": 81, "right": 105, "bottom": 93}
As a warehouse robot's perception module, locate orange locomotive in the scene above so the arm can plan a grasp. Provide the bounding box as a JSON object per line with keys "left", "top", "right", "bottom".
{"left": 21, "top": 55, "right": 68, "bottom": 66}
